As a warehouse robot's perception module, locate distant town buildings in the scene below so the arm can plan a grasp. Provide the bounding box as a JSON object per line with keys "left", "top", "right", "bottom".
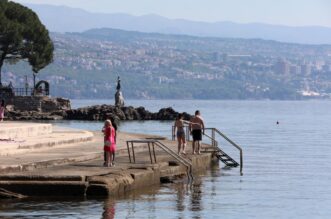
{"left": 274, "top": 59, "right": 290, "bottom": 74}
{"left": 2, "top": 31, "right": 331, "bottom": 99}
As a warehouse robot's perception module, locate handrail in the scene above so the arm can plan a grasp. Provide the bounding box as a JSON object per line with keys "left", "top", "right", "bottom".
{"left": 203, "top": 132, "right": 218, "bottom": 147}
{"left": 126, "top": 139, "right": 193, "bottom": 182}
{"left": 154, "top": 141, "right": 194, "bottom": 181}
{"left": 211, "top": 128, "right": 243, "bottom": 175}
{"left": 172, "top": 125, "right": 243, "bottom": 175}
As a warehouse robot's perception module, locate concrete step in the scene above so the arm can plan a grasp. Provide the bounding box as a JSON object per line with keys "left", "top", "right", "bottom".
{"left": 0, "top": 122, "right": 52, "bottom": 139}
{"left": 0, "top": 140, "right": 103, "bottom": 173}
{"left": 0, "top": 129, "right": 94, "bottom": 156}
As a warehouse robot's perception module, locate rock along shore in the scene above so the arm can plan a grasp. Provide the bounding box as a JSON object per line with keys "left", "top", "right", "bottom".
{"left": 6, "top": 105, "right": 192, "bottom": 122}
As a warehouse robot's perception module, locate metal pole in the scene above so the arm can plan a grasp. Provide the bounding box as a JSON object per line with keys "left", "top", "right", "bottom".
{"left": 187, "top": 126, "right": 190, "bottom": 142}
{"left": 131, "top": 142, "right": 136, "bottom": 163}
{"left": 240, "top": 150, "right": 243, "bottom": 176}
{"left": 148, "top": 142, "right": 153, "bottom": 164}
{"left": 172, "top": 126, "right": 175, "bottom": 141}
{"left": 33, "top": 73, "right": 36, "bottom": 95}
{"left": 152, "top": 142, "right": 157, "bottom": 163}
{"left": 211, "top": 129, "right": 216, "bottom": 147}
{"left": 126, "top": 141, "right": 132, "bottom": 163}
{"left": 25, "top": 75, "right": 28, "bottom": 96}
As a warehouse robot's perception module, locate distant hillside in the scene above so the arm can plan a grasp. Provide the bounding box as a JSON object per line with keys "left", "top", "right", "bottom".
{"left": 25, "top": 3, "right": 331, "bottom": 45}
{"left": 2, "top": 28, "right": 331, "bottom": 100}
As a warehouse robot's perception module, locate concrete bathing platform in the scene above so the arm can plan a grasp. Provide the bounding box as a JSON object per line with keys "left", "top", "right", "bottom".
{"left": 0, "top": 122, "right": 217, "bottom": 198}
{"left": 0, "top": 152, "right": 214, "bottom": 198}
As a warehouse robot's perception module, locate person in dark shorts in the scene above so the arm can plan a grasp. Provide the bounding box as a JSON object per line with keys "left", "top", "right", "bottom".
{"left": 189, "top": 110, "right": 205, "bottom": 154}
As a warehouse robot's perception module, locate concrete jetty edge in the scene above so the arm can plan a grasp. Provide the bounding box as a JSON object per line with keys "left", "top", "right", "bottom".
{"left": 0, "top": 123, "right": 218, "bottom": 198}
{"left": 0, "top": 152, "right": 215, "bottom": 198}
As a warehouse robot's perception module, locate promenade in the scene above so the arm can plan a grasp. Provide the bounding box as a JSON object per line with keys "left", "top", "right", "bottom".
{"left": 0, "top": 122, "right": 213, "bottom": 198}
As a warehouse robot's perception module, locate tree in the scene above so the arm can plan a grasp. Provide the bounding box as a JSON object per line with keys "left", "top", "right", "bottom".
{"left": 0, "top": 0, "right": 53, "bottom": 86}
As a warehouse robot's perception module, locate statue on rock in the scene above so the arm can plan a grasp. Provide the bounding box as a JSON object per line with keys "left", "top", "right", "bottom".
{"left": 115, "top": 76, "right": 124, "bottom": 107}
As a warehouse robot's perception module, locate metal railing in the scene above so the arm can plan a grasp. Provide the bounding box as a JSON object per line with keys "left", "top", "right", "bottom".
{"left": 12, "top": 88, "right": 34, "bottom": 96}
{"left": 172, "top": 126, "right": 243, "bottom": 175}
{"left": 12, "top": 88, "right": 49, "bottom": 96}
{"left": 212, "top": 128, "right": 243, "bottom": 174}
{"left": 126, "top": 139, "right": 193, "bottom": 182}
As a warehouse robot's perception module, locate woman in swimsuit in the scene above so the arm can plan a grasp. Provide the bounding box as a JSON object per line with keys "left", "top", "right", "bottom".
{"left": 174, "top": 113, "right": 189, "bottom": 154}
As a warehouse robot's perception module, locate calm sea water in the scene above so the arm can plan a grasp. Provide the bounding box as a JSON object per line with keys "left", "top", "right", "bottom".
{"left": 1, "top": 100, "right": 331, "bottom": 219}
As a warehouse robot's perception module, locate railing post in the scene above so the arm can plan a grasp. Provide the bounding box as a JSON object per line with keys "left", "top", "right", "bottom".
{"left": 172, "top": 126, "right": 175, "bottom": 141}
{"left": 240, "top": 150, "right": 243, "bottom": 176}
{"left": 212, "top": 128, "right": 215, "bottom": 147}
{"left": 126, "top": 141, "right": 132, "bottom": 163}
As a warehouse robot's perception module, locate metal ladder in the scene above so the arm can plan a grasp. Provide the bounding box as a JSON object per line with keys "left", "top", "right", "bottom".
{"left": 172, "top": 126, "right": 243, "bottom": 175}
{"left": 203, "top": 134, "right": 239, "bottom": 167}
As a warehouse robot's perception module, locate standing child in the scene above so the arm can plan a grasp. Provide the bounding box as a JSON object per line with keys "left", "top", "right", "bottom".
{"left": 0, "top": 99, "right": 5, "bottom": 122}
{"left": 103, "top": 120, "right": 116, "bottom": 167}
{"left": 103, "top": 118, "right": 117, "bottom": 166}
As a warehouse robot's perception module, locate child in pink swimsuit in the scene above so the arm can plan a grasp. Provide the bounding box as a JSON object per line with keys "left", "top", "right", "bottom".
{"left": 103, "top": 119, "right": 116, "bottom": 167}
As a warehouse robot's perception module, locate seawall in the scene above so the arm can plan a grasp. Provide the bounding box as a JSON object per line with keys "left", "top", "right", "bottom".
{"left": 0, "top": 124, "right": 216, "bottom": 198}
{"left": 0, "top": 153, "right": 214, "bottom": 198}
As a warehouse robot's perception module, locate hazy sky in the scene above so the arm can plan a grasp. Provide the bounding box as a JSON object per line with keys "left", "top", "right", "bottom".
{"left": 12, "top": 0, "right": 331, "bottom": 27}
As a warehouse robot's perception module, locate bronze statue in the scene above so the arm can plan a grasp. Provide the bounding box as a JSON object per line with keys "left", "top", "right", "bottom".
{"left": 115, "top": 76, "right": 124, "bottom": 107}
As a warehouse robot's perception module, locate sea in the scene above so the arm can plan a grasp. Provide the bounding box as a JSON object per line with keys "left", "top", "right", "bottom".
{"left": 1, "top": 99, "right": 331, "bottom": 219}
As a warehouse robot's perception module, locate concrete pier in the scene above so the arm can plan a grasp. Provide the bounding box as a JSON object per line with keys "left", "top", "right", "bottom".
{"left": 0, "top": 122, "right": 215, "bottom": 198}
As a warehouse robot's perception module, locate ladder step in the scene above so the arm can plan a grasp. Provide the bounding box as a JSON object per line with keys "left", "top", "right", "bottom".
{"left": 226, "top": 163, "right": 239, "bottom": 167}
{"left": 220, "top": 159, "right": 234, "bottom": 162}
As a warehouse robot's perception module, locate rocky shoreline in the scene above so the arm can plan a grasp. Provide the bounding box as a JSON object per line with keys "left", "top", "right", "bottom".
{"left": 5, "top": 105, "right": 192, "bottom": 122}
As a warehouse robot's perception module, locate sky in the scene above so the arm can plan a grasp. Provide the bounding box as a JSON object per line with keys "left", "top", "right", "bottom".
{"left": 12, "top": 0, "right": 331, "bottom": 27}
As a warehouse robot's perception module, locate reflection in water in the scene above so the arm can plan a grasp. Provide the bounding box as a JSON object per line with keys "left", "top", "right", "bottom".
{"left": 190, "top": 177, "right": 203, "bottom": 216}
{"left": 176, "top": 183, "right": 187, "bottom": 212}
{"left": 102, "top": 199, "right": 116, "bottom": 219}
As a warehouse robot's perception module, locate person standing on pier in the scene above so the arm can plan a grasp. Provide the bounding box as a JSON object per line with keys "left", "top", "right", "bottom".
{"left": 103, "top": 120, "right": 117, "bottom": 167}
{"left": 189, "top": 110, "right": 205, "bottom": 154}
{"left": 0, "top": 99, "right": 5, "bottom": 122}
{"left": 174, "top": 113, "right": 190, "bottom": 155}
{"left": 103, "top": 118, "right": 117, "bottom": 166}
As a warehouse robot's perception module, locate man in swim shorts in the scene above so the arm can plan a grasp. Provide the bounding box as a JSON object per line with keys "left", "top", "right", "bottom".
{"left": 189, "top": 110, "right": 205, "bottom": 154}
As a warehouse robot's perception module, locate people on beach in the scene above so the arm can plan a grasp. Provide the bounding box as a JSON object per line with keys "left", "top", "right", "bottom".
{"left": 174, "top": 113, "right": 189, "bottom": 154}
{"left": 103, "top": 119, "right": 116, "bottom": 167}
{"left": 189, "top": 110, "right": 205, "bottom": 154}
{"left": 0, "top": 99, "right": 5, "bottom": 122}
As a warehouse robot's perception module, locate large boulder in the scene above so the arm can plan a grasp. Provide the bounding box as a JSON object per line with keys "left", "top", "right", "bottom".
{"left": 154, "top": 107, "right": 178, "bottom": 120}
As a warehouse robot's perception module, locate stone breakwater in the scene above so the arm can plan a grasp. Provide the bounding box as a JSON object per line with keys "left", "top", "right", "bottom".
{"left": 6, "top": 105, "right": 192, "bottom": 122}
